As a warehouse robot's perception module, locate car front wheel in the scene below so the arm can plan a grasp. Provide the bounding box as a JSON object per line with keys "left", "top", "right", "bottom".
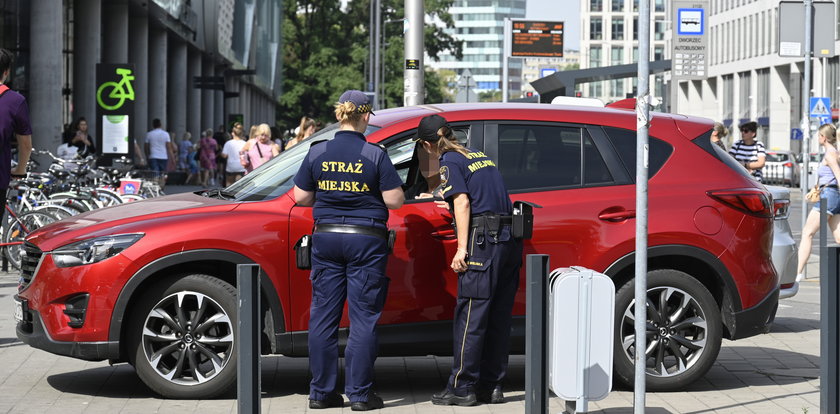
{"left": 613, "top": 269, "right": 722, "bottom": 391}
{"left": 129, "top": 274, "right": 237, "bottom": 398}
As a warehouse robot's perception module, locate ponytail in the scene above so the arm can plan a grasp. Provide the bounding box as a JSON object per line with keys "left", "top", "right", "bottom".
{"left": 433, "top": 125, "right": 470, "bottom": 157}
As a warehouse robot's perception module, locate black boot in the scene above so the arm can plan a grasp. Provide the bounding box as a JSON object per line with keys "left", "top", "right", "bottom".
{"left": 431, "top": 389, "right": 477, "bottom": 406}
{"left": 477, "top": 385, "right": 505, "bottom": 404}
{"left": 351, "top": 393, "right": 385, "bottom": 411}
{"left": 309, "top": 392, "right": 344, "bottom": 409}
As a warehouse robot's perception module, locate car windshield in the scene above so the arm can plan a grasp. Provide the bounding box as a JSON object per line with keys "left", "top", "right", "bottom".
{"left": 220, "top": 123, "right": 381, "bottom": 202}
{"left": 766, "top": 153, "right": 789, "bottom": 162}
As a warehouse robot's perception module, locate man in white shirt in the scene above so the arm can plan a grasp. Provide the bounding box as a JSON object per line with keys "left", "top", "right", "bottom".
{"left": 145, "top": 118, "right": 173, "bottom": 185}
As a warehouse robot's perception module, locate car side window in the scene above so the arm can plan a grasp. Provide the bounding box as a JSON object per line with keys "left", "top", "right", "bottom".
{"left": 496, "top": 124, "right": 586, "bottom": 191}
{"left": 382, "top": 125, "right": 471, "bottom": 201}
{"left": 603, "top": 126, "right": 674, "bottom": 179}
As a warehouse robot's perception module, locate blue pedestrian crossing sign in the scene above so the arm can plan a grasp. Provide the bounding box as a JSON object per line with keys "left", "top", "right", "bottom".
{"left": 810, "top": 97, "right": 831, "bottom": 118}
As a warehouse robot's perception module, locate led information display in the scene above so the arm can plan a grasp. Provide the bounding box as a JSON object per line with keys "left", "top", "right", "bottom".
{"left": 511, "top": 20, "right": 564, "bottom": 58}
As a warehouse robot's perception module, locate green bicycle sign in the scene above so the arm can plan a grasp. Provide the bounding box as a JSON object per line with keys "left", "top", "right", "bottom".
{"left": 97, "top": 68, "right": 135, "bottom": 111}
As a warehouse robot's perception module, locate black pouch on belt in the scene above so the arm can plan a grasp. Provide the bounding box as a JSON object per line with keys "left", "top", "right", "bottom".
{"left": 294, "top": 234, "right": 312, "bottom": 270}
{"left": 512, "top": 201, "right": 540, "bottom": 239}
{"left": 485, "top": 213, "right": 501, "bottom": 241}
{"left": 387, "top": 229, "right": 397, "bottom": 253}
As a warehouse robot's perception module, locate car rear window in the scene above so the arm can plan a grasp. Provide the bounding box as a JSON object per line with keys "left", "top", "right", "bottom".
{"left": 601, "top": 126, "right": 674, "bottom": 179}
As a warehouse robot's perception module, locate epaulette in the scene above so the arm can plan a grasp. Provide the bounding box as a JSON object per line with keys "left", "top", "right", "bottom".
{"left": 309, "top": 139, "right": 327, "bottom": 147}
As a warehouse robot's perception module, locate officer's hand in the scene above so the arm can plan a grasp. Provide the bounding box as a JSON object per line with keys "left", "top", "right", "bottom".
{"left": 451, "top": 248, "right": 468, "bottom": 273}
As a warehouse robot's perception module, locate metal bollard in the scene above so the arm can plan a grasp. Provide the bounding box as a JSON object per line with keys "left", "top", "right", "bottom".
{"left": 237, "top": 264, "right": 261, "bottom": 414}
{"left": 525, "top": 254, "right": 549, "bottom": 414}
{"left": 823, "top": 247, "right": 839, "bottom": 414}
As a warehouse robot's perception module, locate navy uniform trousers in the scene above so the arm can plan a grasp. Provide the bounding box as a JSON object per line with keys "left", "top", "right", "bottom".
{"left": 308, "top": 217, "right": 390, "bottom": 403}
{"left": 447, "top": 226, "right": 523, "bottom": 395}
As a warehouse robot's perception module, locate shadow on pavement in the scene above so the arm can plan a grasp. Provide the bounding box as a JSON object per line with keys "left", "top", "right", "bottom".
{"left": 47, "top": 364, "right": 157, "bottom": 398}
{"left": 769, "top": 316, "right": 820, "bottom": 333}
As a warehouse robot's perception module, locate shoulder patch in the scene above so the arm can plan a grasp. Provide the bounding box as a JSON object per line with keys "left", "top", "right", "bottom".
{"left": 439, "top": 166, "right": 449, "bottom": 186}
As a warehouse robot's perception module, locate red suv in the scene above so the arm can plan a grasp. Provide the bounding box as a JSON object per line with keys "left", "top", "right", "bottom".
{"left": 15, "top": 103, "right": 778, "bottom": 398}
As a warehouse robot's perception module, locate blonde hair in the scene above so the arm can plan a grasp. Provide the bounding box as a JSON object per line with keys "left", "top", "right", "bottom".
{"left": 432, "top": 125, "right": 470, "bottom": 157}
{"left": 334, "top": 101, "right": 365, "bottom": 127}
{"left": 296, "top": 116, "right": 316, "bottom": 141}
{"left": 255, "top": 123, "right": 272, "bottom": 138}
{"left": 248, "top": 125, "right": 258, "bottom": 140}
{"left": 713, "top": 122, "right": 728, "bottom": 139}
{"left": 819, "top": 123, "right": 837, "bottom": 145}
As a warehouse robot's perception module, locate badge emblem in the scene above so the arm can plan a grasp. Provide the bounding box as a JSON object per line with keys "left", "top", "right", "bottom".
{"left": 439, "top": 166, "right": 449, "bottom": 186}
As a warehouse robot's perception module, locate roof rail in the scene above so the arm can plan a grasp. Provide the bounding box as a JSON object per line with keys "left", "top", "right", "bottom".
{"left": 550, "top": 96, "right": 605, "bottom": 107}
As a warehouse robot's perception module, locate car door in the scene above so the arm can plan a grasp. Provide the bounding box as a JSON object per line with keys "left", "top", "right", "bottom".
{"left": 287, "top": 122, "right": 480, "bottom": 350}
{"left": 483, "top": 121, "right": 636, "bottom": 319}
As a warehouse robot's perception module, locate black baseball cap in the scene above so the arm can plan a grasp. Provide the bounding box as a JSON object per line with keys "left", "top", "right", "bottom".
{"left": 338, "top": 90, "right": 375, "bottom": 115}
{"left": 415, "top": 114, "right": 449, "bottom": 142}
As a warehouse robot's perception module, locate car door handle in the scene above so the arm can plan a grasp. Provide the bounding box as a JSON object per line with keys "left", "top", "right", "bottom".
{"left": 431, "top": 229, "right": 457, "bottom": 240}
{"left": 598, "top": 210, "right": 636, "bottom": 221}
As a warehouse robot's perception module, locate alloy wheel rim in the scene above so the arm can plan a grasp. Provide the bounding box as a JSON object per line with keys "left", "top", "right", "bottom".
{"left": 142, "top": 291, "right": 234, "bottom": 385}
{"left": 620, "top": 286, "right": 708, "bottom": 378}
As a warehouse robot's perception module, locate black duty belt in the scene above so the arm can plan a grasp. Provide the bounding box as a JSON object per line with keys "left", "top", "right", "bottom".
{"left": 314, "top": 223, "right": 389, "bottom": 240}
{"left": 470, "top": 215, "right": 512, "bottom": 228}
{"left": 827, "top": 184, "right": 839, "bottom": 189}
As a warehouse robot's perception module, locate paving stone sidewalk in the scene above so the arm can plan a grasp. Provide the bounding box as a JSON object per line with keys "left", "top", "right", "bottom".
{"left": 0, "top": 268, "right": 824, "bottom": 413}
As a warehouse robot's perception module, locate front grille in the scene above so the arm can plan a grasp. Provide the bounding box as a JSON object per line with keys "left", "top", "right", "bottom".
{"left": 19, "top": 242, "right": 43, "bottom": 291}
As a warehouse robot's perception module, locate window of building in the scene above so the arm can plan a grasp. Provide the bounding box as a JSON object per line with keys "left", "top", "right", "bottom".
{"left": 591, "top": 0, "right": 603, "bottom": 11}
{"left": 757, "top": 68, "right": 770, "bottom": 118}
{"left": 589, "top": 81, "right": 604, "bottom": 97}
{"left": 722, "top": 75, "right": 734, "bottom": 121}
{"left": 612, "top": 0, "right": 623, "bottom": 12}
{"left": 590, "top": 45, "right": 603, "bottom": 67}
{"left": 611, "top": 17, "right": 625, "bottom": 40}
{"left": 611, "top": 79, "right": 625, "bottom": 98}
{"left": 633, "top": 0, "right": 639, "bottom": 12}
{"left": 654, "top": 46, "right": 664, "bottom": 61}
{"left": 633, "top": 17, "right": 638, "bottom": 41}
{"left": 591, "top": 17, "right": 603, "bottom": 40}
{"left": 654, "top": 0, "right": 664, "bottom": 12}
{"left": 632, "top": 46, "right": 639, "bottom": 63}
{"left": 611, "top": 46, "right": 624, "bottom": 64}
{"left": 654, "top": 18, "right": 665, "bottom": 40}
{"left": 739, "top": 71, "right": 751, "bottom": 120}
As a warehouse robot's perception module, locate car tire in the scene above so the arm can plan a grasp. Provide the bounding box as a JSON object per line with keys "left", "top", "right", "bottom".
{"left": 612, "top": 269, "right": 722, "bottom": 392}
{"left": 129, "top": 274, "right": 238, "bottom": 399}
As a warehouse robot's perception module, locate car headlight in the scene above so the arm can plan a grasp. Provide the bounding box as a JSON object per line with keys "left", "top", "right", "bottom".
{"left": 52, "top": 233, "right": 143, "bottom": 268}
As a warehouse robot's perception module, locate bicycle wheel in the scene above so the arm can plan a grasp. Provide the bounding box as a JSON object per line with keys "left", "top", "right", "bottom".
{"left": 32, "top": 204, "right": 77, "bottom": 221}
{"left": 3, "top": 210, "right": 59, "bottom": 269}
{"left": 92, "top": 188, "right": 124, "bottom": 207}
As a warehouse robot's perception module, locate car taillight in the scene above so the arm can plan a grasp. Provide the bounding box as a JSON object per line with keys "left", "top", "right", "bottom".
{"left": 707, "top": 189, "right": 773, "bottom": 218}
{"left": 773, "top": 198, "right": 790, "bottom": 220}
{"left": 783, "top": 162, "right": 793, "bottom": 168}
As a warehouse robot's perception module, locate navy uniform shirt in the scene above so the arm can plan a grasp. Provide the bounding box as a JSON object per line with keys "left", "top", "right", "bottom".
{"left": 439, "top": 148, "right": 512, "bottom": 215}
{"left": 294, "top": 130, "right": 403, "bottom": 222}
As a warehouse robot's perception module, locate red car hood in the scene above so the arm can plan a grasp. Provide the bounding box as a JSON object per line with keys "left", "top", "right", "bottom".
{"left": 27, "top": 192, "right": 236, "bottom": 251}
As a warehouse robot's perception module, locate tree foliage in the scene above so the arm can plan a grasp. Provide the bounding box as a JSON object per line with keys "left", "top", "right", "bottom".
{"left": 278, "top": 0, "right": 462, "bottom": 129}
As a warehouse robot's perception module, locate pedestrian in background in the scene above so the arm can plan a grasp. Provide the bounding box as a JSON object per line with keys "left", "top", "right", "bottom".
{"left": 286, "top": 116, "right": 317, "bottom": 150}
{"left": 711, "top": 122, "right": 728, "bottom": 151}
{"left": 293, "top": 90, "right": 404, "bottom": 411}
{"left": 0, "top": 48, "right": 33, "bottom": 210}
{"left": 241, "top": 123, "right": 280, "bottom": 173}
{"left": 221, "top": 126, "right": 246, "bottom": 185}
{"left": 70, "top": 117, "right": 96, "bottom": 157}
{"left": 416, "top": 114, "right": 523, "bottom": 407}
{"left": 797, "top": 123, "right": 840, "bottom": 280}
{"left": 178, "top": 131, "right": 192, "bottom": 171}
{"left": 185, "top": 141, "right": 199, "bottom": 185}
{"left": 199, "top": 128, "right": 218, "bottom": 187}
{"left": 728, "top": 121, "right": 766, "bottom": 182}
{"left": 145, "top": 118, "right": 172, "bottom": 186}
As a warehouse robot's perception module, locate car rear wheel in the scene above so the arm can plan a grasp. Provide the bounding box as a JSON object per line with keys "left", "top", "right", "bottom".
{"left": 129, "top": 274, "right": 237, "bottom": 398}
{"left": 613, "top": 269, "right": 722, "bottom": 391}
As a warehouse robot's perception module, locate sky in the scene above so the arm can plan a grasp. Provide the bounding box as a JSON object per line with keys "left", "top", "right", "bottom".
{"left": 526, "top": 0, "right": 580, "bottom": 51}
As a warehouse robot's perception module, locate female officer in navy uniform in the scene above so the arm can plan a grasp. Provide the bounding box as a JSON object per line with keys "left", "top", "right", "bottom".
{"left": 416, "top": 114, "right": 523, "bottom": 406}
{"left": 293, "top": 90, "right": 404, "bottom": 411}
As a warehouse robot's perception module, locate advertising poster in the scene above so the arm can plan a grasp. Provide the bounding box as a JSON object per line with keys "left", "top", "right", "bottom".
{"left": 102, "top": 115, "right": 130, "bottom": 154}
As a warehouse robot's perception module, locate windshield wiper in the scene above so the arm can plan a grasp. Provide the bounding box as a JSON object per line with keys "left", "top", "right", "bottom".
{"left": 201, "top": 188, "right": 236, "bottom": 200}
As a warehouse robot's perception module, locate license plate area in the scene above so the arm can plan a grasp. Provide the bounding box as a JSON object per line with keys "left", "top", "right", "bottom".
{"left": 13, "top": 296, "right": 28, "bottom": 324}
